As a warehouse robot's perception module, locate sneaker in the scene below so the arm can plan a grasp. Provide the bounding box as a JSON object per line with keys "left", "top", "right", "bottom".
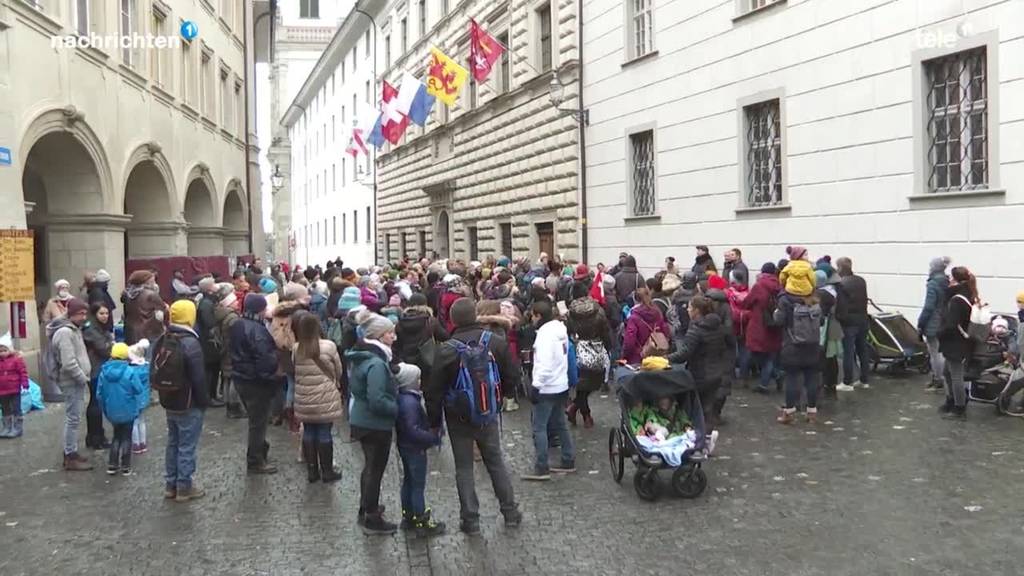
{"left": 361, "top": 513, "right": 398, "bottom": 536}
{"left": 106, "top": 465, "right": 118, "bottom": 476}
{"left": 925, "top": 379, "right": 944, "bottom": 391}
{"left": 777, "top": 408, "right": 796, "bottom": 425}
{"left": 503, "top": 397, "right": 520, "bottom": 412}
{"left": 459, "top": 520, "right": 481, "bottom": 535}
{"left": 503, "top": 509, "right": 523, "bottom": 528}
{"left": 412, "top": 511, "right": 447, "bottom": 538}
{"left": 121, "top": 467, "right": 133, "bottom": 477}
{"left": 139, "top": 443, "right": 148, "bottom": 454}
{"left": 705, "top": 430, "right": 719, "bottom": 454}
{"left": 400, "top": 509, "right": 415, "bottom": 531}
{"left": 854, "top": 381, "right": 871, "bottom": 390}
{"left": 942, "top": 406, "right": 967, "bottom": 421}
{"left": 247, "top": 463, "right": 279, "bottom": 475}
{"left": 805, "top": 408, "right": 818, "bottom": 424}
{"left": 551, "top": 463, "right": 577, "bottom": 474}
{"left": 175, "top": 485, "right": 206, "bottom": 503}
{"left": 835, "top": 384, "right": 855, "bottom": 392}
{"left": 521, "top": 468, "right": 551, "bottom": 481}
{"left": 132, "top": 443, "right": 144, "bottom": 455}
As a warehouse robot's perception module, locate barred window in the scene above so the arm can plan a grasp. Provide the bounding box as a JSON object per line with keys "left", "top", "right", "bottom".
{"left": 629, "top": 130, "right": 657, "bottom": 216}
{"left": 467, "top": 226, "right": 479, "bottom": 261}
{"left": 925, "top": 47, "right": 988, "bottom": 193}
{"left": 500, "top": 222, "right": 513, "bottom": 258}
{"left": 745, "top": 100, "right": 783, "bottom": 207}
{"left": 629, "top": 0, "right": 654, "bottom": 59}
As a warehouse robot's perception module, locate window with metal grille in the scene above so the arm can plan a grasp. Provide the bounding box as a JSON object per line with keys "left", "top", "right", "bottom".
{"left": 629, "top": 130, "right": 656, "bottom": 216}
{"left": 385, "top": 34, "right": 391, "bottom": 68}
{"left": 750, "top": 0, "right": 779, "bottom": 10}
{"left": 419, "top": 0, "right": 426, "bottom": 36}
{"left": 401, "top": 18, "right": 408, "bottom": 54}
{"left": 629, "top": 0, "right": 654, "bottom": 59}
{"left": 538, "top": 4, "right": 552, "bottom": 72}
{"left": 418, "top": 230, "right": 427, "bottom": 256}
{"left": 467, "top": 226, "right": 479, "bottom": 261}
{"left": 384, "top": 234, "right": 391, "bottom": 262}
{"left": 744, "top": 100, "right": 783, "bottom": 207}
{"left": 342, "top": 213, "right": 347, "bottom": 243}
{"left": 925, "top": 47, "right": 988, "bottom": 193}
{"left": 353, "top": 210, "right": 358, "bottom": 243}
{"left": 500, "top": 222, "right": 513, "bottom": 258}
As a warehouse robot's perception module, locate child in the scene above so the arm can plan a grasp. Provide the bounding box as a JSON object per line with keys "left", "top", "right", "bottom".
{"left": 127, "top": 340, "right": 151, "bottom": 454}
{"left": 779, "top": 246, "right": 816, "bottom": 297}
{"left": 97, "top": 343, "right": 148, "bottom": 476}
{"left": 0, "top": 332, "right": 29, "bottom": 439}
{"left": 394, "top": 363, "right": 445, "bottom": 537}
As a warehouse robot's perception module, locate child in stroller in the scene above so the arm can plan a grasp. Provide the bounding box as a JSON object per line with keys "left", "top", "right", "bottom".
{"left": 965, "top": 314, "right": 1024, "bottom": 414}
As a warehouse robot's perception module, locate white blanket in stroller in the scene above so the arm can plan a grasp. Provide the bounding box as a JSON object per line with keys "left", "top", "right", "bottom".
{"left": 635, "top": 431, "right": 698, "bottom": 467}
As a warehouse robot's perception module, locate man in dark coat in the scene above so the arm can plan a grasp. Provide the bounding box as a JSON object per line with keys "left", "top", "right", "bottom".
{"left": 229, "top": 294, "right": 281, "bottom": 474}
{"left": 723, "top": 249, "right": 749, "bottom": 288}
{"left": 612, "top": 255, "right": 644, "bottom": 303}
{"left": 835, "top": 257, "right": 871, "bottom": 392}
{"left": 692, "top": 245, "right": 717, "bottom": 277}
{"left": 195, "top": 276, "right": 225, "bottom": 407}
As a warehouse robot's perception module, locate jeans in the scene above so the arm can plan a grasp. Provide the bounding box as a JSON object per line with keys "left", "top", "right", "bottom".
{"left": 784, "top": 367, "right": 821, "bottom": 410}
{"left": 530, "top": 392, "right": 575, "bottom": 472}
{"left": 447, "top": 418, "right": 517, "bottom": 524}
{"left": 165, "top": 408, "right": 204, "bottom": 490}
{"left": 752, "top": 352, "right": 776, "bottom": 390}
{"left": 926, "top": 337, "right": 945, "bottom": 381}
{"left": 943, "top": 357, "right": 967, "bottom": 408}
{"left": 285, "top": 374, "right": 295, "bottom": 407}
{"left": 353, "top": 427, "right": 392, "bottom": 515}
{"left": 132, "top": 418, "right": 147, "bottom": 445}
{"left": 86, "top": 377, "right": 107, "bottom": 444}
{"left": 236, "top": 380, "right": 275, "bottom": 467}
{"left": 302, "top": 422, "right": 333, "bottom": 443}
{"left": 736, "top": 342, "right": 752, "bottom": 379}
{"left": 398, "top": 447, "right": 428, "bottom": 516}
{"left": 109, "top": 422, "right": 133, "bottom": 469}
{"left": 62, "top": 382, "right": 86, "bottom": 455}
{"left": 842, "top": 324, "right": 871, "bottom": 385}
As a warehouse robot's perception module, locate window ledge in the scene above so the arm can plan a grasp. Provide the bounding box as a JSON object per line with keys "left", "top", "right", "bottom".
{"left": 908, "top": 188, "right": 1005, "bottom": 208}
{"left": 152, "top": 83, "right": 176, "bottom": 105}
{"left": 621, "top": 50, "right": 659, "bottom": 69}
{"left": 181, "top": 102, "right": 200, "bottom": 119}
{"left": 733, "top": 0, "right": 787, "bottom": 23}
{"left": 118, "top": 63, "right": 148, "bottom": 90}
{"left": 735, "top": 203, "right": 792, "bottom": 216}
{"left": 624, "top": 214, "right": 661, "bottom": 224}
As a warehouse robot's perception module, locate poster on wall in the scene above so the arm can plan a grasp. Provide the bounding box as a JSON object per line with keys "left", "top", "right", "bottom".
{"left": 0, "top": 229, "right": 35, "bottom": 302}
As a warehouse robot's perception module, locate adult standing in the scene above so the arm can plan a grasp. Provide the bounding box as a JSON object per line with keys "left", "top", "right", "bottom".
{"left": 774, "top": 291, "right": 824, "bottom": 424}
{"left": 292, "top": 313, "right": 344, "bottom": 484}
{"left": 692, "top": 245, "right": 717, "bottom": 278}
{"left": 49, "top": 298, "right": 93, "bottom": 471}
{"left": 229, "top": 294, "right": 281, "bottom": 474}
{"left": 346, "top": 310, "right": 400, "bottom": 535}
{"left": 622, "top": 287, "right": 671, "bottom": 365}
{"left": 741, "top": 263, "right": 783, "bottom": 394}
{"left": 566, "top": 297, "right": 610, "bottom": 428}
{"left": 613, "top": 256, "right": 644, "bottom": 303}
{"left": 213, "top": 284, "right": 246, "bottom": 419}
{"left": 42, "top": 279, "right": 73, "bottom": 324}
{"left": 918, "top": 257, "right": 951, "bottom": 391}
{"left": 814, "top": 265, "right": 845, "bottom": 395}
{"left": 723, "top": 249, "right": 749, "bottom": 288}
{"left": 81, "top": 302, "right": 113, "bottom": 449}
{"left": 122, "top": 270, "right": 167, "bottom": 346}
{"left": 937, "top": 267, "right": 977, "bottom": 420}
{"left": 87, "top": 269, "right": 117, "bottom": 331}
{"left": 835, "top": 257, "right": 871, "bottom": 392}
{"left": 394, "top": 293, "right": 449, "bottom": 380}
{"left": 425, "top": 298, "right": 522, "bottom": 535}
{"left": 270, "top": 285, "right": 308, "bottom": 426}
{"left": 195, "top": 277, "right": 225, "bottom": 408}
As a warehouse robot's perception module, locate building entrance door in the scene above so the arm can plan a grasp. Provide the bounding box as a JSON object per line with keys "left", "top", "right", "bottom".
{"left": 536, "top": 222, "right": 554, "bottom": 257}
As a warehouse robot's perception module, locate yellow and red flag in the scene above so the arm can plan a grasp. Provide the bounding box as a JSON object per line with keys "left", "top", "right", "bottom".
{"left": 469, "top": 19, "right": 505, "bottom": 83}
{"left": 426, "top": 47, "right": 469, "bottom": 107}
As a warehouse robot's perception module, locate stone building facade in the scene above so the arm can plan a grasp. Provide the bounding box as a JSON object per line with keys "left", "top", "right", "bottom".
{"left": 374, "top": 0, "right": 581, "bottom": 263}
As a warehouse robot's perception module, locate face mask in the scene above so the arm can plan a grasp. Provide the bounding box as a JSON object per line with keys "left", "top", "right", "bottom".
{"left": 58, "top": 289, "right": 71, "bottom": 300}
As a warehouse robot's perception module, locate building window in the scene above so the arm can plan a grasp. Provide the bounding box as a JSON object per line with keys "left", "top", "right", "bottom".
{"left": 352, "top": 94, "right": 357, "bottom": 118}
{"left": 418, "top": 230, "right": 427, "bottom": 257}
{"left": 628, "top": 0, "right": 654, "bottom": 59}
{"left": 151, "top": 7, "right": 169, "bottom": 87}
{"left": 342, "top": 213, "right": 347, "bottom": 243}
{"left": 316, "top": 221, "right": 320, "bottom": 246}
{"left": 333, "top": 216, "right": 337, "bottom": 244}
{"left": 120, "top": 0, "right": 136, "bottom": 67}
{"left": 925, "top": 47, "right": 988, "bottom": 193}
{"left": 332, "top": 163, "right": 337, "bottom": 191}
{"left": 182, "top": 39, "right": 195, "bottom": 105}
{"left": 300, "top": 0, "right": 319, "bottom": 19}
{"left": 364, "top": 29, "right": 371, "bottom": 59}
{"left": 744, "top": 100, "right": 783, "bottom": 207}
{"left": 352, "top": 49, "right": 357, "bottom": 73}
{"left": 469, "top": 78, "right": 477, "bottom": 110}
{"left": 400, "top": 18, "right": 408, "bottom": 55}
{"left": 497, "top": 32, "right": 510, "bottom": 94}
{"left": 365, "top": 80, "right": 371, "bottom": 108}
{"left": 353, "top": 210, "right": 358, "bottom": 242}
{"left": 537, "top": 3, "right": 552, "bottom": 72}
{"left": 342, "top": 158, "right": 347, "bottom": 187}
{"left": 220, "top": 68, "right": 232, "bottom": 127}
{"left": 629, "top": 130, "right": 657, "bottom": 216}
{"left": 385, "top": 34, "right": 391, "bottom": 68}
{"left": 234, "top": 80, "right": 244, "bottom": 135}
{"left": 366, "top": 207, "right": 371, "bottom": 243}
{"left": 331, "top": 115, "right": 335, "bottom": 142}
{"left": 72, "top": 0, "right": 90, "bottom": 36}
{"left": 442, "top": 0, "right": 449, "bottom": 17}
{"left": 341, "top": 61, "right": 346, "bottom": 83}
{"left": 383, "top": 233, "right": 391, "bottom": 262}
{"left": 418, "top": 0, "right": 426, "bottom": 36}
{"left": 200, "top": 50, "right": 215, "bottom": 116}
{"left": 500, "top": 222, "right": 513, "bottom": 258}
{"left": 467, "top": 226, "right": 479, "bottom": 261}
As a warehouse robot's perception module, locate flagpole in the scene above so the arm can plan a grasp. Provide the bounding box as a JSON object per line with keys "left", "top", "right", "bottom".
{"left": 472, "top": 19, "right": 546, "bottom": 83}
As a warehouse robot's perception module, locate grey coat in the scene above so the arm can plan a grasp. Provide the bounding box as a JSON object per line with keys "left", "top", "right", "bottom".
{"left": 47, "top": 317, "right": 91, "bottom": 387}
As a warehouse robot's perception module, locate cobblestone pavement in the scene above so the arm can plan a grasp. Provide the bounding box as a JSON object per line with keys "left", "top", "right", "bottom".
{"left": 1, "top": 373, "right": 1022, "bottom": 576}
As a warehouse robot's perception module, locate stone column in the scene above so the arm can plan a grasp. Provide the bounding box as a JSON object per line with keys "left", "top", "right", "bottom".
{"left": 187, "top": 226, "right": 226, "bottom": 257}
{"left": 45, "top": 214, "right": 131, "bottom": 305}
{"left": 126, "top": 221, "right": 188, "bottom": 259}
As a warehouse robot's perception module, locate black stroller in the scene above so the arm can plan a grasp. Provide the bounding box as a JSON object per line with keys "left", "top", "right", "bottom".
{"left": 965, "top": 315, "right": 1024, "bottom": 415}
{"left": 608, "top": 367, "right": 708, "bottom": 501}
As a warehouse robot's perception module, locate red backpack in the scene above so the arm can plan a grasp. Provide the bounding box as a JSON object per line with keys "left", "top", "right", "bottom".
{"left": 728, "top": 288, "right": 750, "bottom": 337}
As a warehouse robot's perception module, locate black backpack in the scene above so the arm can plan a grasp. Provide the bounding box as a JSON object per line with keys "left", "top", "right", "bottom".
{"left": 151, "top": 332, "right": 187, "bottom": 395}
{"left": 764, "top": 292, "right": 781, "bottom": 328}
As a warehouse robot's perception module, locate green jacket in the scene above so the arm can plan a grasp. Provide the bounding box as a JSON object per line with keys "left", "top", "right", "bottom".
{"left": 345, "top": 344, "right": 398, "bottom": 432}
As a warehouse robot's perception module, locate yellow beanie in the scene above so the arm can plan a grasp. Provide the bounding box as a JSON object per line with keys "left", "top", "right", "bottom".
{"left": 110, "top": 342, "right": 129, "bottom": 360}
{"left": 641, "top": 356, "right": 670, "bottom": 371}
{"left": 1017, "top": 290, "right": 1024, "bottom": 305}
{"left": 169, "top": 300, "right": 197, "bottom": 327}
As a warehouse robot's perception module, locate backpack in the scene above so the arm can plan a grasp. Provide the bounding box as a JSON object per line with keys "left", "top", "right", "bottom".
{"left": 728, "top": 289, "right": 750, "bottom": 336}
{"left": 310, "top": 292, "right": 329, "bottom": 333}
{"left": 637, "top": 316, "right": 670, "bottom": 358}
{"left": 43, "top": 327, "right": 63, "bottom": 386}
{"left": 576, "top": 338, "right": 609, "bottom": 372}
{"left": 150, "top": 332, "right": 188, "bottom": 395}
{"left": 667, "top": 299, "right": 690, "bottom": 339}
{"left": 326, "top": 316, "right": 344, "bottom": 348}
{"left": 788, "top": 300, "right": 823, "bottom": 346}
{"left": 445, "top": 331, "right": 502, "bottom": 426}
{"left": 953, "top": 294, "right": 992, "bottom": 343}
{"left": 556, "top": 277, "right": 574, "bottom": 304}
{"left": 763, "top": 292, "right": 781, "bottom": 328}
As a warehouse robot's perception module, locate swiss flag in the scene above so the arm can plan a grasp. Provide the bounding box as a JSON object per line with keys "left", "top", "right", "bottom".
{"left": 380, "top": 81, "right": 409, "bottom": 145}
{"left": 469, "top": 19, "right": 505, "bottom": 83}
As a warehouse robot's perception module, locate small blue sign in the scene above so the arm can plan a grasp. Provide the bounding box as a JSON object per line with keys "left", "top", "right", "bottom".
{"left": 180, "top": 20, "right": 198, "bottom": 41}
{"left": 0, "top": 147, "right": 11, "bottom": 166}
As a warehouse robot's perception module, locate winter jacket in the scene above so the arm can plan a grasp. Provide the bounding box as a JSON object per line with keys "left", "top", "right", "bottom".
{"left": 87, "top": 283, "right": 116, "bottom": 331}
{"left": 705, "top": 289, "right": 734, "bottom": 334}
{"left": 196, "top": 295, "right": 219, "bottom": 365}
{"left": 938, "top": 284, "right": 974, "bottom": 362}
{"left": 229, "top": 314, "right": 279, "bottom": 385}
{"left": 723, "top": 260, "right": 749, "bottom": 287}
{"left": 772, "top": 293, "right": 822, "bottom": 369}
{"left": 396, "top": 390, "right": 441, "bottom": 452}
{"left": 346, "top": 343, "right": 399, "bottom": 432}
{"left": 667, "top": 313, "right": 735, "bottom": 392}
{"left": 669, "top": 286, "right": 697, "bottom": 339}
{"left": 292, "top": 339, "right": 344, "bottom": 423}
{"left": 213, "top": 305, "right": 240, "bottom": 374}
{"left": 567, "top": 298, "right": 611, "bottom": 347}
{"left": 82, "top": 318, "right": 114, "bottom": 380}
{"left": 122, "top": 286, "right": 167, "bottom": 345}
{"left": 837, "top": 274, "right": 869, "bottom": 328}
{"left": 96, "top": 359, "right": 147, "bottom": 424}
{"left": 47, "top": 317, "right": 91, "bottom": 388}
{"left": 270, "top": 301, "right": 306, "bottom": 377}
{"left": 42, "top": 298, "right": 67, "bottom": 325}
{"left": 0, "top": 353, "right": 28, "bottom": 396}
{"left": 426, "top": 324, "right": 521, "bottom": 428}
{"left": 613, "top": 266, "right": 645, "bottom": 303}
{"left": 779, "top": 260, "right": 816, "bottom": 298}
{"left": 154, "top": 324, "right": 209, "bottom": 411}
{"left": 692, "top": 253, "right": 716, "bottom": 277}
{"left": 532, "top": 320, "right": 570, "bottom": 395}
{"left": 622, "top": 304, "right": 671, "bottom": 365}
{"left": 477, "top": 314, "right": 514, "bottom": 343}
{"left": 917, "top": 272, "right": 949, "bottom": 338}
{"left": 741, "top": 273, "right": 783, "bottom": 354}
{"left": 440, "top": 290, "right": 462, "bottom": 333}
{"left": 394, "top": 306, "right": 449, "bottom": 366}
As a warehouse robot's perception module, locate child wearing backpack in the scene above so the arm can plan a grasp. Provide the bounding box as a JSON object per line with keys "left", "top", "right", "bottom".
{"left": 395, "top": 363, "right": 445, "bottom": 537}
{"left": 97, "top": 343, "right": 149, "bottom": 475}
{"left": 772, "top": 290, "right": 824, "bottom": 425}
{"left": 0, "top": 332, "right": 29, "bottom": 439}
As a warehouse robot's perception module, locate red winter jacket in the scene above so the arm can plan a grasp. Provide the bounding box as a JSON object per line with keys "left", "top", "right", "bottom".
{"left": 741, "top": 273, "right": 783, "bottom": 354}
{"left": 0, "top": 353, "right": 29, "bottom": 396}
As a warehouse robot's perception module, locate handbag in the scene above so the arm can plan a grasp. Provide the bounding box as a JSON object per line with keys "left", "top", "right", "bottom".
{"left": 637, "top": 316, "right": 670, "bottom": 358}
{"left": 415, "top": 337, "right": 437, "bottom": 370}
{"left": 576, "top": 339, "right": 609, "bottom": 372}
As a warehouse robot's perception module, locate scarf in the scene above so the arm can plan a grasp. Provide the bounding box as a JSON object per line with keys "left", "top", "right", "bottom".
{"left": 364, "top": 338, "right": 393, "bottom": 363}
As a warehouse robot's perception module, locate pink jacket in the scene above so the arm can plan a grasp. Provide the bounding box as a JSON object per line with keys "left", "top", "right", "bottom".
{"left": 0, "top": 354, "right": 29, "bottom": 396}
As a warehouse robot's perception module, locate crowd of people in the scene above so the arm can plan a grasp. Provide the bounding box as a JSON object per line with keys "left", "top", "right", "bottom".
{"left": 0, "top": 244, "right": 1011, "bottom": 538}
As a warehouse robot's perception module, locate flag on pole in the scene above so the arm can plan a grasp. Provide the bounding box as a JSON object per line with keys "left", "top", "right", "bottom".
{"left": 395, "top": 71, "right": 437, "bottom": 126}
{"left": 380, "top": 81, "right": 410, "bottom": 145}
{"left": 469, "top": 19, "right": 505, "bottom": 83}
{"left": 367, "top": 115, "right": 385, "bottom": 148}
{"left": 352, "top": 109, "right": 381, "bottom": 154}
{"left": 426, "top": 47, "right": 469, "bottom": 107}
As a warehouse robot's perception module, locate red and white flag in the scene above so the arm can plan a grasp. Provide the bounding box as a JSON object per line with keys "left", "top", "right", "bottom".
{"left": 469, "top": 19, "right": 505, "bottom": 83}
{"left": 380, "top": 81, "right": 409, "bottom": 145}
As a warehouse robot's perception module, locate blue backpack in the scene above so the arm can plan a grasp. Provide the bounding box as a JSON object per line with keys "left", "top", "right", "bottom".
{"left": 445, "top": 331, "right": 502, "bottom": 426}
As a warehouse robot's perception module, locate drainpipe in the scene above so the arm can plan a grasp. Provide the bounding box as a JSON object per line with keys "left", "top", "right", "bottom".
{"left": 577, "top": 0, "right": 588, "bottom": 263}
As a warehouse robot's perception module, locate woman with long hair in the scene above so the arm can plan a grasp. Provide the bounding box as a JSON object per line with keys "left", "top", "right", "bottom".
{"left": 292, "top": 313, "right": 344, "bottom": 483}
{"left": 622, "top": 286, "right": 671, "bottom": 364}
{"left": 937, "top": 266, "right": 978, "bottom": 420}
{"left": 82, "top": 302, "right": 113, "bottom": 449}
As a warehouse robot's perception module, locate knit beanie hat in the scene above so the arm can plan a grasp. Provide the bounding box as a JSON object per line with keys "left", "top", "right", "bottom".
{"left": 786, "top": 246, "right": 807, "bottom": 260}
{"left": 170, "top": 300, "right": 197, "bottom": 327}
{"left": 681, "top": 272, "right": 698, "bottom": 290}
{"left": 574, "top": 263, "right": 590, "bottom": 280}
{"left": 197, "top": 276, "right": 216, "bottom": 292}
{"left": 128, "top": 270, "right": 154, "bottom": 286}
{"left": 356, "top": 309, "right": 394, "bottom": 340}
{"left": 707, "top": 275, "right": 728, "bottom": 291}
{"left": 215, "top": 282, "right": 235, "bottom": 301}
{"left": 761, "top": 262, "right": 778, "bottom": 275}
{"left": 94, "top": 269, "right": 112, "bottom": 283}
{"left": 66, "top": 297, "right": 88, "bottom": 317}
{"left": 0, "top": 332, "right": 12, "bottom": 351}
{"left": 777, "top": 259, "right": 790, "bottom": 272}
{"left": 407, "top": 293, "right": 428, "bottom": 308}
{"left": 1016, "top": 291, "right": 1024, "bottom": 305}
{"left": 450, "top": 297, "right": 477, "bottom": 328}
{"left": 395, "top": 363, "right": 423, "bottom": 391}
{"left": 243, "top": 293, "right": 268, "bottom": 316}
{"left": 814, "top": 269, "right": 828, "bottom": 287}
{"left": 110, "top": 342, "right": 130, "bottom": 360}
{"left": 283, "top": 281, "right": 309, "bottom": 303}
{"left": 339, "top": 286, "right": 362, "bottom": 311}
{"left": 259, "top": 277, "right": 278, "bottom": 294}
{"left": 930, "top": 256, "right": 952, "bottom": 274}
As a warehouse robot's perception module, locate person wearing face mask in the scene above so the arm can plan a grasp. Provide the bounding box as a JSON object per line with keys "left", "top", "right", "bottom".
{"left": 122, "top": 270, "right": 167, "bottom": 345}
{"left": 43, "top": 279, "right": 74, "bottom": 324}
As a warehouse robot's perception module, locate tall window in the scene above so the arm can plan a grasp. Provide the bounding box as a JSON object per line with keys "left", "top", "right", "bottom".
{"left": 331, "top": 163, "right": 336, "bottom": 191}
{"left": 200, "top": 50, "right": 213, "bottom": 116}
{"left": 500, "top": 222, "right": 513, "bottom": 258}
{"left": 628, "top": 0, "right": 654, "bottom": 59}
{"left": 744, "top": 100, "right": 783, "bottom": 207}
{"left": 331, "top": 115, "right": 335, "bottom": 143}
{"left": 365, "top": 80, "right": 371, "bottom": 108}
{"left": 365, "top": 207, "right": 371, "bottom": 243}
{"left": 220, "top": 0, "right": 234, "bottom": 28}
{"left": 418, "top": 0, "right": 426, "bottom": 36}
{"left": 342, "top": 213, "right": 347, "bottom": 243}
{"left": 182, "top": 39, "right": 195, "bottom": 105}
{"left": 384, "top": 234, "right": 391, "bottom": 262}
{"left": 323, "top": 219, "right": 328, "bottom": 245}
{"left": 72, "top": 0, "right": 90, "bottom": 36}
{"left": 341, "top": 61, "right": 346, "bottom": 83}
{"left": 300, "top": 0, "right": 319, "bottom": 19}
{"left": 442, "top": 0, "right": 449, "bottom": 17}
{"left": 385, "top": 34, "right": 391, "bottom": 68}
{"left": 537, "top": 4, "right": 552, "bottom": 72}
{"left": 418, "top": 230, "right": 427, "bottom": 257}
{"left": 925, "top": 47, "right": 989, "bottom": 193}
{"left": 342, "top": 158, "right": 347, "bottom": 187}
{"left": 220, "top": 68, "right": 231, "bottom": 128}
{"left": 364, "top": 30, "right": 371, "bottom": 59}
{"left": 469, "top": 78, "right": 477, "bottom": 109}
{"left": 151, "top": 7, "right": 169, "bottom": 87}
{"left": 234, "top": 81, "right": 244, "bottom": 134}
{"left": 467, "top": 226, "right": 479, "bottom": 261}
{"left": 352, "top": 49, "right": 357, "bottom": 73}
{"left": 333, "top": 216, "right": 337, "bottom": 244}
{"left": 629, "top": 130, "right": 656, "bottom": 216}
{"left": 120, "top": 0, "right": 136, "bottom": 67}
{"left": 497, "top": 32, "right": 510, "bottom": 94}
{"left": 400, "top": 18, "right": 408, "bottom": 54}
{"left": 352, "top": 94, "right": 357, "bottom": 118}
{"left": 353, "top": 210, "right": 359, "bottom": 243}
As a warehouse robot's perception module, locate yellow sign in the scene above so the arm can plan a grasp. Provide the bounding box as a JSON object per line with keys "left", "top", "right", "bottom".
{"left": 426, "top": 47, "right": 469, "bottom": 107}
{"left": 0, "top": 230, "right": 35, "bottom": 302}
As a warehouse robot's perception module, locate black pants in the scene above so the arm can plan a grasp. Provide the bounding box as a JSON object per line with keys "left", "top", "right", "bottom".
{"left": 205, "top": 363, "right": 221, "bottom": 400}
{"left": 236, "top": 381, "right": 275, "bottom": 467}
{"left": 86, "top": 377, "right": 107, "bottom": 445}
{"left": 574, "top": 390, "right": 592, "bottom": 415}
{"left": 353, "top": 427, "right": 392, "bottom": 515}
{"left": 0, "top": 393, "right": 19, "bottom": 417}
{"left": 108, "top": 422, "right": 133, "bottom": 469}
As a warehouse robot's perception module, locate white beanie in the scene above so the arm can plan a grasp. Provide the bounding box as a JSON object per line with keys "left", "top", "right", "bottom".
{"left": 0, "top": 332, "right": 12, "bottom": 350}
{"left": 128, "top": 339, "right": 150, "bottom": 365}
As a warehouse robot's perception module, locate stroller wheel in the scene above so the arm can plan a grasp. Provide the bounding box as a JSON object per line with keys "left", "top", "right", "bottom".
{"left": 633, "top": 468, "right": 660, "bottom": 502}
{"left": 608, "top": 428, "right": 625, "bottom": 484}
{"left": 672, "top": 464, "right": 708, "bottom": 499}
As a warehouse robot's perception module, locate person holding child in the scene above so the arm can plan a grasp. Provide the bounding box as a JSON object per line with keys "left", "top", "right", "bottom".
{"left": 0, "top": 332, "right": 29, "bottom": 439}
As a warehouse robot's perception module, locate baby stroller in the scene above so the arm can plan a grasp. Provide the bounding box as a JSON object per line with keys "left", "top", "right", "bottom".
{"left": 965, "top": 314, "right": 1024, "bottom": 415}
{"left": 608, "top": 367, "right": 708, "bottom": 502}
{"left": 867, "top": 301, "right": 930, "bottom": 374}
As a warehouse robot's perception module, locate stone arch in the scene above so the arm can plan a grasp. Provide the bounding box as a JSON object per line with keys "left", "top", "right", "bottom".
{"left": 183, "top": 164, "right": 220, "bottom": 256}
{"left": 122, "top": 144, "right": 184, "bottom": 258}
{"left": 222, "top": 179, "right": 249, "bottom": 256}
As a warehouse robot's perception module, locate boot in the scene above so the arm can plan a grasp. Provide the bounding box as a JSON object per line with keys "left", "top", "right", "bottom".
{"left": 302, "top": 439, "right": 320, "bottom": 483}
{"left": 361, "top": 510, "right": 398, "bottom": 535}
{"left": 777, "top": 408, "right": 796, "bottom": 425}
{"left": 63, "top": 453, "right": 94, "bottom": 471}
{"left": 565, "top": 403, "right": 578, "bottom": 426}
{"left": 0, "top": 415, "right": 12, "bottom": 438}
{"left": 413, "top": 510, "right": 446, "bottom": 537}
{"left": 582, "top": 412, "right": 594, "bottom": 429}
{"left": 805, "top": 407, "right": 818, "bottom": 424}
{"left": 942, "top": 405, "right": 967, "bottom": 421}
{"left": 400, "top": 509, "right": 415, "bottom": 530}
{"left": 318, "top": 442, "right": 342, "bottom": 483}
{"left": 938, "top": 397, "right": 954, "bottom": 414}
{"left": 9, "top": 416, "right": 23, "bottom": 438}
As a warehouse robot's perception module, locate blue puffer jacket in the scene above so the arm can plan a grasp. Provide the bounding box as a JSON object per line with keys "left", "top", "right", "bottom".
{"left": 97, "top": 359, "right": 148, "bottom": 424}
{"left": 396, "top": 390, "right": 441, "bottom": 452}
{"left": 917, "top": 272, "right": 949, "bottom": 338}
{"left": 229, "top": 314, "right": 279, "bottom": 384}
